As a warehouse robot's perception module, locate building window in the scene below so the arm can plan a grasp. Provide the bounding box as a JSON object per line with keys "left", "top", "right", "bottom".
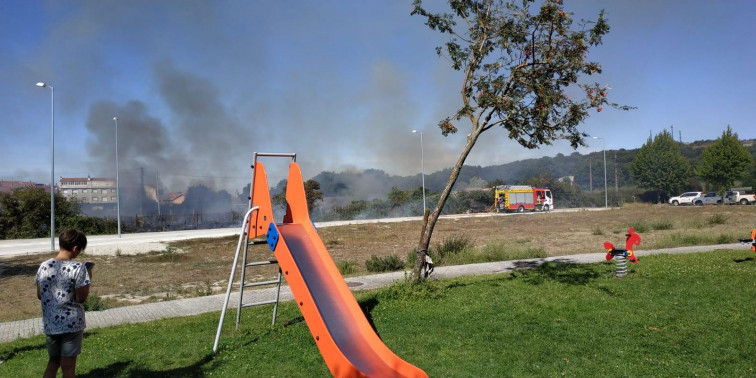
{"left": 102, "top": 197, "right": 108, "bottom": 202}
{"left": 72, "top": 189, "right": 78, "bottom": 194}
{"left": 82, "top": 189, "right": 88, "bottom": 193}
{"left": 92, "top": 197, "right": 99, "bottom": 202}
{"left": 63, "top": 190, "right": 69, "bottom": 194}
{"left": 111, "top": 196, "right": 116, "bottom": 201}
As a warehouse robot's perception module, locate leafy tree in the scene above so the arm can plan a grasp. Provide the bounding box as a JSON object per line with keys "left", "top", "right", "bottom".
{"left": 303, "top": 179, "right": 324, "bottom": 212}
{"left": 272, "top": 179, "right": 323, "bottom": 213}
{"left": 410, "top": 0, "right": 629, "bottom": 279}
{"left": 388, "top": 186, "right": 410, "bottom": 207}
{"left": 630, "top": 130, "right": 690, "bottom": 202}
{"left": 695, "top": 126, "right": 754, "bottom": 191}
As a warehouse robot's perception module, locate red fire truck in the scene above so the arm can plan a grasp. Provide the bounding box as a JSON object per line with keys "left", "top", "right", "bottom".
{"left": 494, "top": 185, "right": 553, "bottom": 213}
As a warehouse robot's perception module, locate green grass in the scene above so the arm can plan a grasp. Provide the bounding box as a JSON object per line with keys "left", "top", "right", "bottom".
{"left": 649, "top": 232, "right": 740, "bottom": 249}
{"left": 1, "top": 251, "right": 754, "bottom": 376}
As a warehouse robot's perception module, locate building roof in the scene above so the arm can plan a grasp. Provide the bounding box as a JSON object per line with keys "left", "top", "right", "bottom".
{"left": 0, "top": 180, "right": 50, "bottom": 194}
{"left": 60, "top": 177, "right": 114, "bottom": 183}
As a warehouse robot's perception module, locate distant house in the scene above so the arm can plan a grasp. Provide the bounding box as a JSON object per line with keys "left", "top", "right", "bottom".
{"left": 59, "top": 176, "right": 117, "bottom": 210}
{"left": 0, "top": 180, "right": 51, "bottom": 194}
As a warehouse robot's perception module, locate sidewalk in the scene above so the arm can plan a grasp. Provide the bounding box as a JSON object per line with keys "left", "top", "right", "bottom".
{"left": 0, "top": 243, "right": 746, "bottom": 344}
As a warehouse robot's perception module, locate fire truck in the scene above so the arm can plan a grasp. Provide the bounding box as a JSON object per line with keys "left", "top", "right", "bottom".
{"left": 494, "top": 185, "right": 553, "bottom": 213}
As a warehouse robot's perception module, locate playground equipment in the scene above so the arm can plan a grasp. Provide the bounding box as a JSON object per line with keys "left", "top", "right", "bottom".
{"left": 737, "top": 228, "right": 756, "bottom": 252}
{"left": 213, "top": 153, "right": 427, "bottom": 378}
{"left": 603, "top": 227, "right": 641, "bottom": 278}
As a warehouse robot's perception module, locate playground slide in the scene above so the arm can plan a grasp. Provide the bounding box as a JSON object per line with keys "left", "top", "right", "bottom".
{"left": 265, "top": 162, "right": 427, "bottom": 378}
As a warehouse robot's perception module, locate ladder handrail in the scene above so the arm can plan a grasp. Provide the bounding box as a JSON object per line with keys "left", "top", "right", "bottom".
{"left": 213, "top": 206, "right": 259, "bottom": 355}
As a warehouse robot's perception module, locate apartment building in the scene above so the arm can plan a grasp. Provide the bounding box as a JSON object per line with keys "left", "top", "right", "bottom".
{"left": 59, "top": 176, "right": 117, "bottom": 208}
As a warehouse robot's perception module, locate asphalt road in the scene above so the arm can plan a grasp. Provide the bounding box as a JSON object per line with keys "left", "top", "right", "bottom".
{"left": 0, "top": 207, "right": 609, "bottom": 258}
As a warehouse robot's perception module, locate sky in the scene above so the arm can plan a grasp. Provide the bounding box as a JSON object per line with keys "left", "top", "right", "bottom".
{"left": 1, "top": 0, "right": 755, "bottom": 194}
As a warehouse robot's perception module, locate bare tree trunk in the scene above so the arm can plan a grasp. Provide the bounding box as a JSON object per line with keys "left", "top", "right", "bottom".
{"left": 413, "top": 128, "right": 484, "bottom": 280}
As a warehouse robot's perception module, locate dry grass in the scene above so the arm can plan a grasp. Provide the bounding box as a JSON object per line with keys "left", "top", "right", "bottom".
{"left": 1, "top": 204, "right": 754, "bottom": 322}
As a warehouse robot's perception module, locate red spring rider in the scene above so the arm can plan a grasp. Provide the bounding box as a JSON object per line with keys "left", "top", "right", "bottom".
{"left": 604, "top": 227, "right": 641, "bottom": 263}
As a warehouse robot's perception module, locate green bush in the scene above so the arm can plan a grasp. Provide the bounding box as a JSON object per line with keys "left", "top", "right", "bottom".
{"left": 431, "top": 234, "right": 473, "bottom": 262}
{"left": 651, "top": 219, "right": 674, "bottom": 230}
{"left": 337, "top": 260, "right": 359, "bottom": 276}
{"left": 707, "top": 213, "right": 727, "bottom": 225}
{"left": 83, "top": 294, "right": 111, "bottom": 311}
{"left": 591, "top": 226, "right": 604, "bottom": 235}
{"left": 365, "top": 254, "right": 405, "bottom": 273}
{"left": 629, "top": 221, "right": 649, "bottom": 233}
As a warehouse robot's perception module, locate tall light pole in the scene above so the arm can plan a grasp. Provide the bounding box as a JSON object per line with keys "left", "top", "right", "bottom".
{"left": 412, "top": 130, "right": 426, "bottom": 213}
{"left": 113, "top": 117, "right": 121, "bottom": 238}
{"left": 36, "top": 82, "right": 55, "bottom": 251}
{"left": 593, "top": 136, "right": 608, "bottom": 208}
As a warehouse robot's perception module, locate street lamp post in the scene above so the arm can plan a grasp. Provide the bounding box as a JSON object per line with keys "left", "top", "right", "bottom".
{"left": 36, "top": 82, "right": 55, "bottom": 251}
{"left": 412, "top": 130, "right": 426, "bottom": 213}
{"left": 593, "top": 136, "right": 608, "bottom": 208}
{"left": 113, "top": 117, "right": 121, "bottom": 238}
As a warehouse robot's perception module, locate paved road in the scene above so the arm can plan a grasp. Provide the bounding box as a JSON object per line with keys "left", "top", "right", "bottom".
{"left": 1, "top": 241, "right": 748, "bottom": 344}
{"left": 0, "top": 208, "right": 608, "bottom": 258}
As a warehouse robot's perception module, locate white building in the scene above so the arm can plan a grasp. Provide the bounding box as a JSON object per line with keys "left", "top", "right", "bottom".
{"left": 59, "top": 176, "right": 117, "bottom": 209}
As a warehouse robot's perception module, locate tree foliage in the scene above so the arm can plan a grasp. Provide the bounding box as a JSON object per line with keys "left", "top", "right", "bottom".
{"left": 273, "top": 179, "right": 323, "bottom": 213}
{"left": 630, "top": 130, "right": 690, "bottom": 199}
{"left": 411, "top": 0, "right": 629, "bottom": 279}
{"left": 0, "top": 188, "right": 115, "bottom": 239}
{"left": 695, "top": 126, "right": 754, "bottom": 190}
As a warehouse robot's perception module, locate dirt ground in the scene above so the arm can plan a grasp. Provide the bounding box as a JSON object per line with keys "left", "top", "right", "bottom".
{"left": 2, "top": 204, "right": 754, "bottom": 322}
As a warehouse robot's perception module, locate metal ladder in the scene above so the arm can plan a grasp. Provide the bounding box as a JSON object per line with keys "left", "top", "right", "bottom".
{"left": 213, "top": 153, "right": 296, "bottom": 355}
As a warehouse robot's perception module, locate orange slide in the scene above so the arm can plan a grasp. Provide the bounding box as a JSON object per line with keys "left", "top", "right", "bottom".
{"left": 259, "top": 161, "right": 427, "bottom": 378}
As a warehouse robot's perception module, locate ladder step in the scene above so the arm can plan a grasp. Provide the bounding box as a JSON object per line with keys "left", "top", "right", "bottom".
{"left": 245, "top": 260, "right": 278, "bottom": 267}
{"left": 243, "top": 279, "right": 280, "bottom": 288}
{"left": 241, "top": 299, "right": 278, "bottom": 308}
{"left": 248, "top": 240, "right": 268, "bottom": 245}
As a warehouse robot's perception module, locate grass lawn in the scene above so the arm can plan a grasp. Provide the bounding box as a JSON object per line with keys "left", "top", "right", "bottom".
{"left": 1, "top": 250, "right": 754, "bottom": 377}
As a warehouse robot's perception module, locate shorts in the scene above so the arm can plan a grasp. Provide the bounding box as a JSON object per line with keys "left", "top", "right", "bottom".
{"left": 46, "top": 331, "right": 83, "bottom": 358}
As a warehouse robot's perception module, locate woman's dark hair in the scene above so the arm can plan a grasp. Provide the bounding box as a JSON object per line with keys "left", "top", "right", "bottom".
{"left": 59, "top": 229, "right": 87, "bottom": 252}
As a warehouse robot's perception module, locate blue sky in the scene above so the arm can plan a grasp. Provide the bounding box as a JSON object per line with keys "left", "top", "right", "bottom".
{"left": 1, "top": 0, "right": 755, "bottom": 193}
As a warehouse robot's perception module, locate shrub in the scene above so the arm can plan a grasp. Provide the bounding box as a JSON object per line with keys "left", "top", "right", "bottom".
{"left": 83, "top": 294, "right": 111, "bottom": 311}
{"left": 591, "top": 226, "right": 604, "bottom": 236}
{"left": 337, "top": 260, "right": 359, "bottom": 276}
{"left": 431, "top": 235, "right": 473, "bottom": 261}
{"left": 706, "top": 213, "right": 727, "bottom": 225}
{"left": 365, "top": 254, "right": 405, "bottom": 273}
{"left": 651, "top": 219, "right": 674, "bottom": 230}
{"left": 629, "top": 221, "right": 648, "bottom": 233}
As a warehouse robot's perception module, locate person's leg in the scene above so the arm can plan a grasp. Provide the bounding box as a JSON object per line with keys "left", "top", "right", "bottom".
{"left": 60, "top": 356, "right": 78, "bottom": 378}
{"left": 44, "top": 334, "right": 62, "bottom": 378}
{"left": 59, "top": 331, "right": 83, "bottom": 378}
{"left": 43, "top": 356, "right": 61, "bottom": 378}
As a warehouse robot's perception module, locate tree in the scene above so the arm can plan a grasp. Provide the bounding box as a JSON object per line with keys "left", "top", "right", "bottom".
{"left": 410, "top": 0, "right": 629, "bottom": 279}
{"left": 695, "top": 126, "right": 754, "bottom": 191}
{"left": 273, "top": 179, "right": 323, "bottom": 213}
{"left": 630, "top": 130, "right": 690, "bottom": 202}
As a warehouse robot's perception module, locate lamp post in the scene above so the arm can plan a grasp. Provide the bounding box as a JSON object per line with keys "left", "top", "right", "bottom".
{"left": 36, "top": 82, "right": 55, "bottom": 251}
{"left": 113, "top": 117, "right": 121, "bottom": 238}
{"left": 412, "top": 130, "right": 426, "bottom": 213}
{"left": 593, "top": 136, "right": 608, "bottom": 208}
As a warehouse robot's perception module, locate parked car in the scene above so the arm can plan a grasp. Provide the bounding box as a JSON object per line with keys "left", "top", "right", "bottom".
{"left": 668, "top": 192, "right": 702, "bottom": 206}
{"left": 725, "top": 187, "right": 756, "bottom": 205}
{"left": 693, "top": 192, "right": 723, "bottom": 206}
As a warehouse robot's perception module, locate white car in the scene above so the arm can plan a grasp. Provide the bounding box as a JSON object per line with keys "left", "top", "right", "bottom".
{"left": 693, "top": 192, "right": 723, "bottom": 206}
{"left": 668, "top": 192, "right": 702, "bottom": 206}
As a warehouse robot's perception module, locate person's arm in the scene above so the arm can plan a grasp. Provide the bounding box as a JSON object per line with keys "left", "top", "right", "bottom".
{"left": 74, "top": 264, "right": 93, "bottom": 304}
{"left": 75, "top": 284, "right": 90, "bottom": 303}
{"left": 36, "top": 284, "right": 41, "bottom": 300}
